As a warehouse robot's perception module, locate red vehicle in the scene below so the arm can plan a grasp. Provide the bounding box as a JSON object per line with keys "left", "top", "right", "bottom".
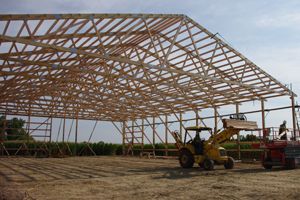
{"left": 252, "top": 127, "right": 300, "bottom": 169}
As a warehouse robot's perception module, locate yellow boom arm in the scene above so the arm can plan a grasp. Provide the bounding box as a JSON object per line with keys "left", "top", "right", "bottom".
{"left": 205, "top": 129, "right": 240, "bottom": 146}
{"left": 171, "top": 131, "right": 183, "bottom": 149}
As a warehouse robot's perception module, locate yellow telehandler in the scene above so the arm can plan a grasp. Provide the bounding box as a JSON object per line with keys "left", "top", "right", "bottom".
{"left": 171, "top": 115, "right": 257, "bottom": 170}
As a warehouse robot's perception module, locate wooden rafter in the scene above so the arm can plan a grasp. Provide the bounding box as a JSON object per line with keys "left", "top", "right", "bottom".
{"left": 0, "top": 13, "right": 295, "bottom": 121}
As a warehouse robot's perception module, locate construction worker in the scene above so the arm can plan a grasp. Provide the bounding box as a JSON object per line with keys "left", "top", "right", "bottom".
{"left": 278, "top": 120, "right": 287, "bottom": 140}
{"left": 193, "top": 131, "right": 202, "bottom": 154}
{"left": 193, "top": 132, "right": 200, "bottom": 143}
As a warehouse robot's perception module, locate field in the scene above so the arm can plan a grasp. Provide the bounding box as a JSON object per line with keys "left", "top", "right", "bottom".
{"left": 0, "top": 156, "right": 300, "bottom": 200}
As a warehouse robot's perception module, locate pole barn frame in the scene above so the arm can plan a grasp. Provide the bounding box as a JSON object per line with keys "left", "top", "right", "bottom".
{"left": 0, "top": 13, "right": 297, "bottom": 157}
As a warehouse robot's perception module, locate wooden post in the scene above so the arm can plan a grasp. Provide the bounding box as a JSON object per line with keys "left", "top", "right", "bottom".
{"left": 196, "top": 109, "right": 199, "bottom": 127}
{"left": 132, "top": 119, "right": 134, "bottom": 153}
{"left": 261, "top": 99, "right": 266, "bottom": 130}
{"left": 27, "top": 103, "right": 31, "bottom": 146}
{"left": 122, "top": 121, "right": 125, "bottom": 155}
{"left": 1, "top": 112, "right": 6, "bottom": 144}
{"left": 214, "top": 106, "right": 217, "bottom": 134}
{"left": 165, "top": 114, "right": 168, "bottom": 156}
{"left": 49, "top": 116, "right": 53, "bottom": 155}
{"left": 142, "top": 118, "right": 144, "bottom": 153}
{"left": 63, "top": 116, "right": 66, "bottom": 146}
{"left": 291, "top": 94, "right": 297, "bottom": 140}
{"left": 153, "top": 116, "right": 155, "bottom": 155}
{"left": 1, "top": 113, "right": 7, "bottom": 156}
{"left": 75, "top": 116, "right": 78, "bottom": 156}
{"left": 261, "top": 99, "right": 267, "bottom": 159}
{"left": 180, "top": 111, "right": 182, "bottom": 140}
{"left": 236, "top": 103, "right": 241, "bottom": 160}
{"left": 49, "top": 117, "right": 52, "bottom": 144}
{"left": 132, "top": 119, "right": 134, "bottom": 143}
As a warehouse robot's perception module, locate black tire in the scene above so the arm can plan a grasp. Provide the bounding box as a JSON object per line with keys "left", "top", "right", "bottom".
{"left": 179, "top": 149, "right": 194, "bottom": 168}
{"left": 224, "top": 156, "right": 235, "bottom": 169}
{"left": 285, "top": 157, "right": 295, "bottom": 170}
{"left": 263, "top": 158, "right": 273, "bottom": 169}
{"left": 203, "top": 158, "right": 214, "bottom": 170}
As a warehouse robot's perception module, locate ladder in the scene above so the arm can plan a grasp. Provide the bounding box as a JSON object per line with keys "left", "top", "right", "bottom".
{"left": 123, "top": 123, "right": 143, "bottom": 156}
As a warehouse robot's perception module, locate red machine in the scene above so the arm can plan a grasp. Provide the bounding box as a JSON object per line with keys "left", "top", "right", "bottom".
{"left": 252, "top": 127, "right": 300, "bottom": 169}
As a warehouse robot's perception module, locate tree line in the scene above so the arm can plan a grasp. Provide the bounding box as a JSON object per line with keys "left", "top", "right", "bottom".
{"left": 0, "top": 116, "right": 34, "bottom": 141}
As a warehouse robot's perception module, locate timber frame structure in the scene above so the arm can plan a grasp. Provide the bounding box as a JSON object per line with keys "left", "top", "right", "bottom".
{"left": 0, "top": 13, "right": 298, "bottom": 157}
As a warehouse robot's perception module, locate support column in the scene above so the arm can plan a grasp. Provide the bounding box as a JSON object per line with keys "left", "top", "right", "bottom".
{"left": 153, "top": 116, "right": 155, "bottom": 155}
{"left": 132, "top": 119, "right": 134, "bottom": 152}
{"left": 261, "top": 99, "right": 267, "bottom": 159}
{"left": 214, "top": 106, "right": 217, "bottom": 134}
{"left": 1, "top": 114, "right": 7, "bottom": 156}
{"left": 49, "top": 117, "right": 53, "bottom": 144}
{"left": 27, "top": 103, "right": 31, "bottom": 146}
{"left": 196, "top": 108, "right": 199, "bottom": 127}
{"left": 27, "top": 109, "right": 31, "bottom": 147}
{"left": 63, "top": 116, "right": 66, "bottom": 146}
{"left": 49, "top": 116, "right": 53, "bottom": 156}
{"left": 165, "top": 114, "right": 168, "bottom": 156}
{"left": 1, "top": 112, "right": 6, "bottom": 144}
{"left": 132, "top": 119, "right": 134, "bottom": 142}
{"left": 122, "top": 121, "right": 125, "bottom": 155}
{"left": 75, "top": 116, "right": 78, "bottom": 156}
{"left": 236, "top": 103, "right": 241, "bottom": 160}
{"left": 261, "top": 99, "right": 266, "bottom": 130}
{"left": 142, "top": 118, "right": 144, "bottom": 153}
{"left": 291, "top": 94, "right": 297, "bottom": 140}
{"left": 180, "top": 112, "right": 182, "bottom": 140}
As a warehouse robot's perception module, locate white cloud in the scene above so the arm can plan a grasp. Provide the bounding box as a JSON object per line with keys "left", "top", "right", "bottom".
{"left": 256, "top": 13, "right": 300, "bottom": 29}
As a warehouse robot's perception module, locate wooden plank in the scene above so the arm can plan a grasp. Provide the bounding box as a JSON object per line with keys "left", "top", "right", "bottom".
{"left": 222, "top": 119, "right": 258, "bottom": 130}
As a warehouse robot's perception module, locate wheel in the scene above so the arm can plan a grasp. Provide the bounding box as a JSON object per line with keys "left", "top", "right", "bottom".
{"left": 285, "top": 157, "right": 295, "bottom": 170}
{"left": 263, "top": 158, "right": 273, "bottom": 169}
{"left": 203, "top": 158, "right": 214, "bottom": 170}
{"left": 224, "top": 156, "right": 235, "bottom": 169}
{"left": 179, "top": 149, "right": 194, "bottom": 168}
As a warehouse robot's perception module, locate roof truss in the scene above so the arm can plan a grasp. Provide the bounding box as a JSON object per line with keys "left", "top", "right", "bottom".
{"left": 0, "top": 13, "right": 294, "bottom": 121}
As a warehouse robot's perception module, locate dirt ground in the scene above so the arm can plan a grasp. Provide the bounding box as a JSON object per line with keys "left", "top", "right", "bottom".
{"left": 0, "top": 156, "right": 299, "bottom": 200}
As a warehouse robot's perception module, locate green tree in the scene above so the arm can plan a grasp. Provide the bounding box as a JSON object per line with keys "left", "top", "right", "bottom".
{"left": 240, "top": 134, "right": 258, "bottom": 142}
{"left": 0, "top": 116, "right": 34, "bottom": 141}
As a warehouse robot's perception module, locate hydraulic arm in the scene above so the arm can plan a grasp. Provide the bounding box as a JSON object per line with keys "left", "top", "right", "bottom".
{"left": 205, "top": 129, "right": 240, "bottom": 145}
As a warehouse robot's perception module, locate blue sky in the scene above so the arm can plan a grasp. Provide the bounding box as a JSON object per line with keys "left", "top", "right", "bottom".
{"left": 1, "top": 0, "right": 299, "bottom": 143}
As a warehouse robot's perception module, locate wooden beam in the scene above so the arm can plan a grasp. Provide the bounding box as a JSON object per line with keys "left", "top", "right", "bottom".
{"left": 75, "top": 112, "right": 78, "bottom": 156}
{"left": 165, "top": 114, "right": 168, "bottom": 156}
{"left": 214, "top": 106, "right": 217, "bottom": 134}
{"left": 291, "top": 94, "right": 297, "bottom": 140}
{"left": 236, "top": 103, "right": 241, "bottom": 160}
{"left": 0, "top": 35, "right": 292, "bottom": 97}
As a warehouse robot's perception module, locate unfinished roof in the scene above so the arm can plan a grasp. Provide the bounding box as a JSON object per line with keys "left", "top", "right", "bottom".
{"left": 0, "top": 13, "right": 294, "bottom": 121}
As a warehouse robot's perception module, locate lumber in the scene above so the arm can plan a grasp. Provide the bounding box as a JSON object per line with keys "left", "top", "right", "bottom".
{"left": 222, "top": 119, "right": 258, "bottom": 130}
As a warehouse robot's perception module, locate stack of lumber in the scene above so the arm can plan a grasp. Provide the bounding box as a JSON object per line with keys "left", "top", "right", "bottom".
{"left": 222, "top": 119, "right": 258, "bottom": 130}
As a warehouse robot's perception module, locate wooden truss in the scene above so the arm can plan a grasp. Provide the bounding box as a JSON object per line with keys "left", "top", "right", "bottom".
{"left": 0, "top": 13, "right": 295, "bottom": 121}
